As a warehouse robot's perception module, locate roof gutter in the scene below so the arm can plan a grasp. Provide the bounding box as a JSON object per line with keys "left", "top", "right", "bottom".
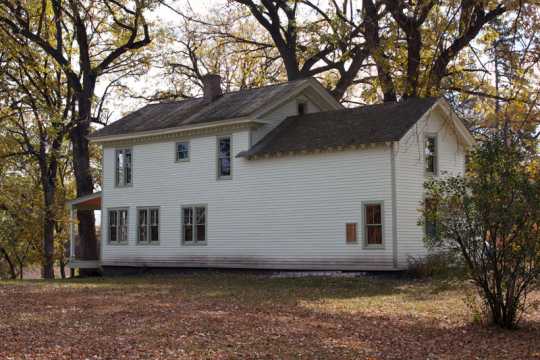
{"left": 88, "top": 117, "right": 263, "bottom": 144}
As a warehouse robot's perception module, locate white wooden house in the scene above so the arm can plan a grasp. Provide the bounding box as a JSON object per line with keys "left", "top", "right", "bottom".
{"left": 68, "top": 76, "right": 474, "bottom": 272}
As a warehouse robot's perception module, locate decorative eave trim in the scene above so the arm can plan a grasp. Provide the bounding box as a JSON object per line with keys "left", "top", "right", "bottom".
{"left": 243, "top": 141, "right": 393, "bottom": 160}
{"left": 90, "top": 119, "right": 263, "bottom": 147}
{"left": 434, "top": 99, "right": 475, "bottom": 147}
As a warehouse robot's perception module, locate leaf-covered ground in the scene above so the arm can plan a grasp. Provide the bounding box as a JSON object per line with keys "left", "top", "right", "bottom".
{"left": 0, "top": 272, "right": 538, "bottom": 359}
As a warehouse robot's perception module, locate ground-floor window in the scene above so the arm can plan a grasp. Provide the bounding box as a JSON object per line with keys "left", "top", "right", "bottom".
{"left": 424, "top": 198, "right": 438, "bottom": 239}
{"left": 182, "top": 205, "right": 207, "bottom": 245}
{"left": 363, "top": 202, "right": 383, "bottom": 247}
{"left": 108, "top": 208, "right": 128, "bottom": 244}
{"left": 138, "top": 207, "right": 160, "bottom": 244}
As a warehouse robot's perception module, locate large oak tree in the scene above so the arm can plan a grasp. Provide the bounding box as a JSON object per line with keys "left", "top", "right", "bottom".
{"left": 0, "top": 0, "right": 155, "bottom": 268}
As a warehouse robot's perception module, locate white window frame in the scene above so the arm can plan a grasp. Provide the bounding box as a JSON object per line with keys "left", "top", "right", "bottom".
{"left": 175, "top": 141, "right": 190, "bottom": 162}
{"left": 217, "top": 136, "right": 232, "bottom": 180}
{"left": 108, "top": 208, "right": 129, "bottom": 245}
{"left": 424, "top": 134, "right": 438, "bottom": 176}
{"left": 181, "top": 204, "right": 208, "bottom": 245}
{"left": 137, "top": 207, "right": 160, "bottom": 245}
{"left": 115, "top": 148, "right": 133, "bottom": 187}
{"left": 362, "top": 201, "right": 384, "bottom": 249}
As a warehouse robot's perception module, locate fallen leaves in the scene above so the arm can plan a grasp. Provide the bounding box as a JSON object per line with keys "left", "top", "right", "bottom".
{"left": 0, "top": 273, "right": 538, "bottom": 359}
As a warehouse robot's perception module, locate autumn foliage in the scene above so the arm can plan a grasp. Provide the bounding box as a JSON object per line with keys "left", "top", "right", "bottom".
{"left": 422, "top": 129, "right": 540, "bottom": 329}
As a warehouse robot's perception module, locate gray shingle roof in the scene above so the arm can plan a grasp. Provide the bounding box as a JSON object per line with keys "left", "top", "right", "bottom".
{"left": 238, "top": 97, "right": 439, "bottom": 158}
{"left": 91, "top": 79, "right": 309, "bottom": 138}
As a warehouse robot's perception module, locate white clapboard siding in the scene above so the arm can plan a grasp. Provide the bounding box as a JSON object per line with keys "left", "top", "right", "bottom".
{"left": 250, "top": 96, "right": 320, "bottom": 145}
{"left": 395, "top": 106, "right": 466, "bottom": 267}
{"left": 101, "top": 130, "right": 395, "bottom": 270}
{"left": 100, "top": 98, "right": 466, "bottom": 271}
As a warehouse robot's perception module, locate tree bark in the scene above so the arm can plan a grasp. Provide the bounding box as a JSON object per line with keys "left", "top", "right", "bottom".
{"left": 38, "top": 137, "right": 60, "bottom": 279}
{"left": 0, "top": 247, "right": 17, "bottom": 279}
{"left": 71, "top": 90, "right": 98, "bottom": 263}
{"left": 362, "top": 0, "right": 396, "bottom": 102}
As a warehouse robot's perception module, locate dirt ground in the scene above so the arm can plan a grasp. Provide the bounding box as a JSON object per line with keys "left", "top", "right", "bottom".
{"left": 0, "top": 272, "right": 538, "bottom": 359}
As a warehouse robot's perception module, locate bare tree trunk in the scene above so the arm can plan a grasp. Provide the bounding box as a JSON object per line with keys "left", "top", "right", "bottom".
{"left": 59, "top": 260, "right": 66, "bottom": 279}
{"left": 0, "top": 247, "right": 17, "bottom": 279}
{"left": 72, "top": 90, "right": 98, "bottom": 276}
{"left": 42, "top": 214, "right": 55, "bottom": 279}
{"left": 38, "top": 140, "right": 60, "bottom": 279}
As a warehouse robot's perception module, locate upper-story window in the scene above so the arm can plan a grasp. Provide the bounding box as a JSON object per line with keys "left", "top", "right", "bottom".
{"left": 176, "top": 141, "right": 190, "bottom": 162}
{"left": 217, "top": 136, "right": 231, "bottom": 179}
{"left": 115, "top": 148, "right": 132, "bottom": 186}
{"left": 297, "top": 101, "right": 306, "bottom": 115}
{"left": 424, "top": 136, "right": 437, "bottom": 175}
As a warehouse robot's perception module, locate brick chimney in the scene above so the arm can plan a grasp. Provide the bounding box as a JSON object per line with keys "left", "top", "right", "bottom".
{"left": 201, "top": 74, "right": 222, "bottom": 101}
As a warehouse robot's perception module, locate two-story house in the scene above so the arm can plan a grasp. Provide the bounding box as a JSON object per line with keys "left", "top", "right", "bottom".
{"left": 68, "top": 75, "right": 474, "bottom": 272}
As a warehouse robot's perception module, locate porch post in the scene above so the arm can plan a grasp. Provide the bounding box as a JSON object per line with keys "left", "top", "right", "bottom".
{"left": 69, "top": 205, "right": 75, "bottom": 261}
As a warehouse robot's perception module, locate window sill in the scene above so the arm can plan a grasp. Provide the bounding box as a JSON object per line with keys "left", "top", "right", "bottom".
{"left": 182, "top": 241, "right": 208, "bottom": 246}
{"left": 136, "top": 242, "right": 160, "bottom": 246}
{"left": 217, "top": 176, "right": 232, "bottom": 181}
{"left": 363, "top": 244, "right": 385, "bottom": 250}
{"left": 107, "top": 242, "right": 129, "bottom": 246}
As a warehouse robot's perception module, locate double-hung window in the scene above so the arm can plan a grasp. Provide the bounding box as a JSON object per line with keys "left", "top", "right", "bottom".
{"left": 176, "top": 142, "right": 190, "bottom": 162}
{"left": 115, "top": 148, "right": 132, "bottom": 186}
{"left": 182, "top": 205, "right": 207, "bottom": 244}
{"left": 424, "top": 136, "right": 437, "bottom": 175}
{"left": 363, "top": 203, "right": 383, "bottom": 247}
{"left": 138, "top": 207, "right": 160, "bottom": 244}
{"left": 108, "top": 208, "right": 128, "bottom": 244}
{"left": 217, "top": 136, "right": 231, "bottom": 179}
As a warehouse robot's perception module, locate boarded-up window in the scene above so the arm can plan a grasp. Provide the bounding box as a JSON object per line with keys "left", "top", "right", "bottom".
{"left": 346, "top": 223, "right": 357, "bottom": 243}
{"left": 364, "top": 203, "right": 383, "bottom": 246}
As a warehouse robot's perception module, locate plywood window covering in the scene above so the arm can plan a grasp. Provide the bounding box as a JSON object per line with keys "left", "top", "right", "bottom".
{"left": 364, "top": 204, "right": 383, "bottom": 245}
{"left": 346, "top": 223, "right": 357, "bottom": 243}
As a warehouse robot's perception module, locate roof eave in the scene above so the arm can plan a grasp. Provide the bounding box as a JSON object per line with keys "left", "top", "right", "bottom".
{"left": 434, "top": 99, "right": 476, "bottom": 147}
{"left": 89, "top": 117, "right": 263, "bottom": 144}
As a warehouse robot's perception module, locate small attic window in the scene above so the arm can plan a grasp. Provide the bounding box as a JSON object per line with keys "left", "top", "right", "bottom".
{"left": 297, "top": 102, "right": 306, "bottom": 115}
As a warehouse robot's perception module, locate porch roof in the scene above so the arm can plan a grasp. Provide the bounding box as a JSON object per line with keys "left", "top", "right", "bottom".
{"left": 67, "top": 192, "right": 102, "bottom": 211}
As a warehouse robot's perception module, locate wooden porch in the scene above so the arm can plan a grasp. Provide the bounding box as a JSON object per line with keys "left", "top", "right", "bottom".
{"left": 67, "top": 192, "right": 102, "bottom": 270}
